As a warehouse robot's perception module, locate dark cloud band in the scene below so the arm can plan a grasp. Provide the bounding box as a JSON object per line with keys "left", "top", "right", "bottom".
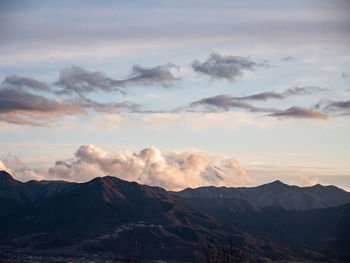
{"left": 3, "top": 75, "right": 51, "bottom": 92}
{"left": 189, "top": 86, "right": 327, "bottom": 116}
{"left": 192, "top": 52, "right": 268, "bottom": 81}
{"left": 322, "top": 100, "right": 350, "bottom": 115}
{"left": 55, "top": 64, "right": 178, "bottom": 96}
{"left": 190, "top": 94, "right": 263, "bottom": 112}
{"left": 269, "top": 107, "right": 327, "bottom": 119}
{"left": 0, "top": 88, "right": 86, "bottom": 125}
{"left": 237, "top": 86, "right": 326, "bottom": 102}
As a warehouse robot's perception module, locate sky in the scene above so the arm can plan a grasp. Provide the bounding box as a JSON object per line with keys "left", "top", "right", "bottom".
{"left": 0, "top": 0, "right": 350, "bottom": 191}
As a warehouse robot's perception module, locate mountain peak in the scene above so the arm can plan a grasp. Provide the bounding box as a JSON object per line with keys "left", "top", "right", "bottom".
{"left": 86, "top": 176, "right": 149, "bottom": 197}
{"left": 271, "top": 180, "right": 284, "bottom": 185}
{"left": 0, "top": 170, "right": 15, "bottom": 183}
{"left": 88, "top": 176, "right": 132, "bottom": 188}
{"left": 261, "top": 180, "right": 287, "bottom": 188}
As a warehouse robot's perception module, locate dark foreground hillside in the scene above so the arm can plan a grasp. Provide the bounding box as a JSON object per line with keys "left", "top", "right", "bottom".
{"left": 0, "top": 170, "right": 349, "bottom": 262}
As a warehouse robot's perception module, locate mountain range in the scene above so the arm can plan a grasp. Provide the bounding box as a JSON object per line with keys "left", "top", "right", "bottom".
{"left": 171, "top": 180, "right": 350, "bottom": 210}
{"left": 0, "top": 170, "right": 350, "bottom": 262}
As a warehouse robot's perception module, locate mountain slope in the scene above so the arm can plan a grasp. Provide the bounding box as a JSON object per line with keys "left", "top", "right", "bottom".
{"left": 0, "top": 170, "right": 76, "bottom": 216}
{"left": 0, "top": 174, "right": 228, "bottom": 261}
{"left": 0, "top": 176, "right": 218, "bottom": 234}
{"left": 1, "top": 171, "right": 348, "bottom": 262}
{"left": 176, "top": 195, "right": 350, "bottom": 251}
{"left": 0, "top": 170, "right": 76, "bottom": 202}
{"left": 2, "top": 174, "right": 292, "bottom": 262}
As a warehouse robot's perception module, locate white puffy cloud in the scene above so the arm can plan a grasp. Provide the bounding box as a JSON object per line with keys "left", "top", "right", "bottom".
{"left": 49, "top": 145, "right": 250, "bottom": 190}
{"left": 0, "top": 160, "right": 10, "bottom": 173}
{"left": 0, "top": 155, "right": 44, "bottom": 181}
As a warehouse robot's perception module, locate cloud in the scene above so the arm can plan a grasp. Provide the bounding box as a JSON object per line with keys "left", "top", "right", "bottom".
{"left": 236, "top": 92, "right": 284, "bottom": 101}
{"left": 0, "top": 88, "right": 86, "bottom": 125}
{"left": 189, "top": 86, "right": 325, "bottom": 112}
{"left": 55, "top": 66, "right": 124, "bottom": 96}
{"left": 191, "top": 52, "right": 268, "bottom": 81}
{"left": 314, "top": 99, "right": 350, "bottom": 116}
{"left": 190, "top": 94, "right": 277, "bottom": 113}
{"left": 72, "top": 97, "right": 141, "bottom": 113}
{"left": 298, "top": 175, "right": 321, "bottom": 187}
{"left": 229, "top": 86, "right": 326, "bottom": 102}
{"left": 280, "top": 56, "right": 293, "bottom": 62}
{"left": 269, "top": 107, "right": 327, "bottom": 119}
{"left": 48, "top": 145, "right": 250, "bottom": 190}
{"left": 120, "top": 64, "right": 178, "bottom": 88}
{"left": 0, "top": 66, "right": 330, "bottom": 126}
{"left": 1, "top": 2, "right": 349, "bottom": 68}
{"left": 184, "top": 96, "right": 329, "bottom": 121}
{"left": 190, "top": 94, "right": 264, "bottom": 112}
{"left": 324, "top": 100, "right": 350, "bottom": 115}
{"left": 0, "top": 160, "right": 10, "bottom": 173}
{"left": 283, "top": 86, "right": 326, "bottom": 96}
{"left": 0, "top": 76, "right": 141, "bottom": 125}
{"left": 55, "top": 64, "right": 178, "bottom": 96}
{"left": 2, "top": 75, "right": 51, "bottom": 92}
{"left": 0, "top": 155, "right": 44, "bottom": 181}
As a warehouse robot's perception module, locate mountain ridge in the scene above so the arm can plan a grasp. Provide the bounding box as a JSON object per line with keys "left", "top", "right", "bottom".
{"left": 1, "top": 170, "right": 350, "bottom": 262}
{"left": 171, "top": 179, "right": 350, "bottom": 210}
{"left": 2, "top": 170, "right": 350, "bottom": 212}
